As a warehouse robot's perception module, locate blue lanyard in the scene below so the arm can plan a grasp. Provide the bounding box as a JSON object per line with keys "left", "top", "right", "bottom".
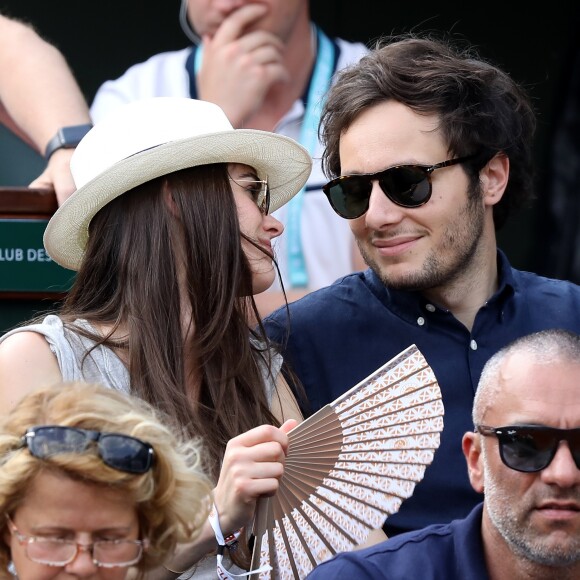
{"left": 285, "top": 26, "right": 335, "bottom": 288}
{"left": 194, "top": 26, "right": 335, "bottom": 288}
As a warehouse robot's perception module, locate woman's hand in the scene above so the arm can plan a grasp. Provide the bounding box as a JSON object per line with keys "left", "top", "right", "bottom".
{"left": 213, "top": 419, "right": 297, "bottom": 535}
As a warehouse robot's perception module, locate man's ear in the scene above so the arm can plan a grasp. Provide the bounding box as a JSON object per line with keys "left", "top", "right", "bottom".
{"left": 480, "top": 153, "right": 509, "bottom": 207}
{"left": 463, "top": 431, "right": 485, "bottom": 493}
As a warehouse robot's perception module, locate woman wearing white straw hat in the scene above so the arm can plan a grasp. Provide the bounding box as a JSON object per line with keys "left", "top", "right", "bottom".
{"left": 0, "top": 97, "right": 312, "bottom": 578}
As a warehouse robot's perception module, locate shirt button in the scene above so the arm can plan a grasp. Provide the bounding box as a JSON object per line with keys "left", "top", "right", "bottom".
{"left": 425, "top": 304, "right": 436, "bottom": 312}
{"left": 417, "top": 317, "right": 425, "bottom": 326}
{"left": 470, "top": 339, "right": 478, "bottom": 350}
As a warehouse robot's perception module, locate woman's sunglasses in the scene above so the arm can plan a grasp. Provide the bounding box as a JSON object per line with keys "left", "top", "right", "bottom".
{"left": 21, "top": 425, "right": 155, "bottom": 474}
{"left": 322, "top": 154, "right": 477, "bottom": 219}
{"left": 476, "top": 424, "right": 580, "bottom": 473}
{"left": 228, "top": 176, "right": 270, "bottom": 215}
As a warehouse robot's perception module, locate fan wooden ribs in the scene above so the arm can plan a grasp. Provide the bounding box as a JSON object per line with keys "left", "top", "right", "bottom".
{"left": 250, "top": 344, "right": 444, "bottom": 579}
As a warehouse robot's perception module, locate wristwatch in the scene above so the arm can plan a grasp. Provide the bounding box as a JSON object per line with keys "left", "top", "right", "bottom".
{"left": 44, "top": 123, "right": 93, "bottom": 160}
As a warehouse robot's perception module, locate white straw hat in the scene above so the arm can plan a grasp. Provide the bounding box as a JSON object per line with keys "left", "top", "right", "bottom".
{"left": 44, "top": 97, "right": 312, "bottom": 271}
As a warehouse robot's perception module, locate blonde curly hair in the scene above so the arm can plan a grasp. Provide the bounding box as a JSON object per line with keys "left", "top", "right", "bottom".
{"left": 0, "top": 381, "right": 212, "bottom": 578}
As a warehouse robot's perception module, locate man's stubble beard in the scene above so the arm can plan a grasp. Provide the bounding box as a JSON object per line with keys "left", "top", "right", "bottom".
{"left": 482, "top": 444, "right": 580, "bottom": 568}
{"left": 358, "top": 189, "right": 485, "bottom": 292}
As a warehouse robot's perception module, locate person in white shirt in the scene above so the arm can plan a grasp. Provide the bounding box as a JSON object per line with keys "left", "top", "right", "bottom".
{"left": 91, "top": 0, "right": 369, "bottom": 318}
{"left": 0, "top": 13, "right": 92, "bottom": 204}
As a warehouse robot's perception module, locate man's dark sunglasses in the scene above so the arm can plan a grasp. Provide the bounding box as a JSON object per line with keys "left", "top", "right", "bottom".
{"left": 21, "top": 425, "right": 155, "bottom": 474}
{"left": 322, "top": 154, "right": 478, "bottom": 219}
{"left": 476, "top": 424, "right": 580, "bottom": 473}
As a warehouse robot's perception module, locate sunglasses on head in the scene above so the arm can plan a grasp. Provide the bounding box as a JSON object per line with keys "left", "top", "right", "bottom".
{"left": 21, "top": 425, "right": 155, "bottom": 474}
{"left": 476, "top": 425, "right": 580, "bottom": 473}
{"left": 322, "top": 154, "right": 478, "bottom": 219}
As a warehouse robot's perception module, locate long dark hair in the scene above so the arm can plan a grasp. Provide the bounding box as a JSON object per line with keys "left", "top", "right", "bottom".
{"left": 61, "top": 164, "right": 280, "bottom": 483}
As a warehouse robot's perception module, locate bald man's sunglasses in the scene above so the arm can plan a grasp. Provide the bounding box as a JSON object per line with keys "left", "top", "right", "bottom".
{"left": 476, "top": 425, "right": 580, "bottom": 472}
{"left": 322, "top": 154, "right": 477, "bottom": 219}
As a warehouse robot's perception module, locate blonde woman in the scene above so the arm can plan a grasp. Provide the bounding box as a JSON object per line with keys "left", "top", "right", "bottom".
{"left": 0, "top": 381, "right": 212, "bottom": 579}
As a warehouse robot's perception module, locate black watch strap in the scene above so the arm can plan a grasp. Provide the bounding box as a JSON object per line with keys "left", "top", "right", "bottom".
{"left": 44, "top": 123, "right": 93, "bottom": 160}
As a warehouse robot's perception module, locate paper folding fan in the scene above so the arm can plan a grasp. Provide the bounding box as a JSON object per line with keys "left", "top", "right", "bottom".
{"left": 250, "top": 343, "right": 444, "bottom": 580}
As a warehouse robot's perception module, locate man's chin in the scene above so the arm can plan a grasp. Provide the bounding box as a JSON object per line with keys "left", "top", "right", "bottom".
{"left": 366, "top": 260, "right": 428, "bottom": 292}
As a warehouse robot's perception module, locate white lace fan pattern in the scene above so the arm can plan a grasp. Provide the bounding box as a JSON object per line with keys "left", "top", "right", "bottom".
{"left": 250, "top": 343, "right": 444, "bottom": 579}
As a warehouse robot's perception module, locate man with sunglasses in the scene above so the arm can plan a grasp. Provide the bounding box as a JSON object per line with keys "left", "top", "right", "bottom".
{"left": 263, "top": 34, "right": 580, "bottom": 539}
{"left": 306, "top": 329, "right": 580, "bottom": 579}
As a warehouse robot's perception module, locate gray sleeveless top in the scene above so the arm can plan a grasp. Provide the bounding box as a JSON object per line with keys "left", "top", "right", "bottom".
{"left": 0, "top": 314, "right": 280, "bottom": 401}
{"left": 0, "top": 314, "right": 130, "bottom": 389}
{"left": 0, "top": 313, "right": 282, "bottom": 578}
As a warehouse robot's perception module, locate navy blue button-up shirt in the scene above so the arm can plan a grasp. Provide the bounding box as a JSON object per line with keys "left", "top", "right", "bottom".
{"left": 264, "top": 251, "right": 580, "bottom": 534}
{"left": 305, "top": 504, "right": 488, "bottom": 580}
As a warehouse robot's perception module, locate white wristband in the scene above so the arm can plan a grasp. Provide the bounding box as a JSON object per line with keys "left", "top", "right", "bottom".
{"left": 207, "top": 503, "right": 271, "bottom": 580}
{"left": 208, "top": 503, "right": 241, "bottom": 554}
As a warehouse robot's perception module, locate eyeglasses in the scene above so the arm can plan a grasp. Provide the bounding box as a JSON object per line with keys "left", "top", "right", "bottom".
{"left": 229, "top": 176, "right": 270, "bottom": 215}
{"left": 322, "top": 154, "right": 478, "bottom": 219}
{"left": 21, "top": 426, "right": 154, "bottom": 474}
{"left": 7, "top": 516, "right": 148, "bottom": 568}
{"left": 475, "top": 425, "right": 580, "bottom": 473}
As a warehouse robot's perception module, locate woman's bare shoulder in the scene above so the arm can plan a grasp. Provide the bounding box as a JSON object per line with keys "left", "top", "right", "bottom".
{"left": 0, "top": 330, "right": 62, "bottom": 414}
